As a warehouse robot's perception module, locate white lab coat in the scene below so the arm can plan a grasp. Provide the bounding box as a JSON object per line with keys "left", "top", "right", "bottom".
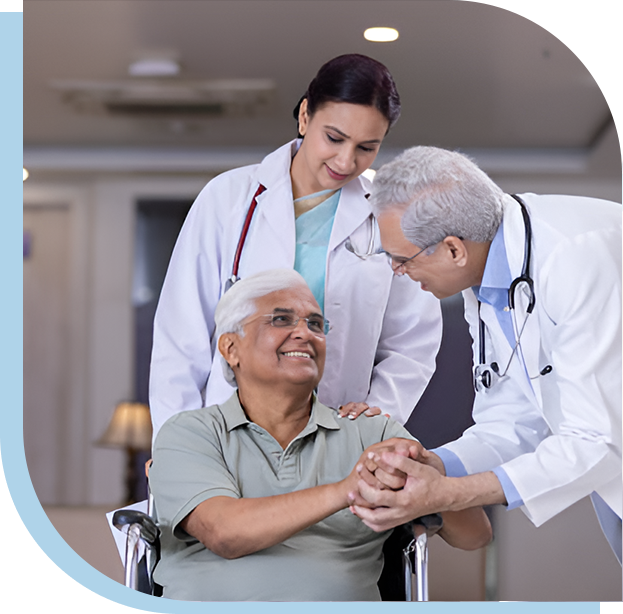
{"left": 149, "top": 140, "right": 442, "bottom": 435}
{"left": 442, "top": 193, "right": 622, "bottom": 526}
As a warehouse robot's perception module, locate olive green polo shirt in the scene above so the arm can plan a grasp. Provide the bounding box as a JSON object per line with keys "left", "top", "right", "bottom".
{"left": 150, "top": 392, "right": 415, "bottom": 601}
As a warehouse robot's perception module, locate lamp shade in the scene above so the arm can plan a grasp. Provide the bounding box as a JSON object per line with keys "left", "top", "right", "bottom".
{"left": 97, "top": 401, "right": 152, "bottom": 451}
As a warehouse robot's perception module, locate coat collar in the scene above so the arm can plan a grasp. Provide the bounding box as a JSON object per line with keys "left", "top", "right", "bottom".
{"left": 250, "top": 139, "right": 373, "bottom": 253}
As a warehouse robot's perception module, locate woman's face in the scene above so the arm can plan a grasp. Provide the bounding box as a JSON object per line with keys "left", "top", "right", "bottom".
{"left": 291, "top": 100, "right": 389, "bottom": 198}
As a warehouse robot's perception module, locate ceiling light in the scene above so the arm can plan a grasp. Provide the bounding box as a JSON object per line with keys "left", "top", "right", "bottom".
{"left": 23, "top": 167, "right": 29, "bottom": 181}
{"left": 364, "top": 27, "right": 399, "bottom": 42}
{"left": 129, "top": 58, "right": 180, "bottom": 77}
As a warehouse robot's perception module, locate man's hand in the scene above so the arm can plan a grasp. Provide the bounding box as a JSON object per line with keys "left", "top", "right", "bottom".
{"left": 348, "top": 452, "right": 447, "bottom": 531}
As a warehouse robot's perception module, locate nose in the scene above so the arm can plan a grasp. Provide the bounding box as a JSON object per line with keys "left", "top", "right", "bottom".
{"left": 333, "top": 145, "right": 357, "bottom": 173}
{"left": 291, "top": 317, "right": 313, "bottom": 338}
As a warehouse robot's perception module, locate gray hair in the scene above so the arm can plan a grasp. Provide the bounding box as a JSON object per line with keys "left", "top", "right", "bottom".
{"left": 214, "top": 268, "right": 310, "bottom": 386}
{"left": 370, "top": 146, "right": 504, "bottom": 247}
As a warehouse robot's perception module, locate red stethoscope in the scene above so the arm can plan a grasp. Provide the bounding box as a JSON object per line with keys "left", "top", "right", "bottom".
{"left": 224, "top": 184, "right": 266, "bottom": 292}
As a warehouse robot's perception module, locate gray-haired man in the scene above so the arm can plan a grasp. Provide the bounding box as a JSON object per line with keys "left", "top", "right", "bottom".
{"left": 349, "top": 146, "right": 622, "bottom": 564}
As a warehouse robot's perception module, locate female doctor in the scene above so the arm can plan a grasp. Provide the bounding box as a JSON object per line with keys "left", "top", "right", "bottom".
{"left": 149, "top": 54, "right": 442, "bottom": 436}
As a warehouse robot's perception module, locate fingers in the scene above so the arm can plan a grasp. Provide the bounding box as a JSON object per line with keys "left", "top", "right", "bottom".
{"left": 374, "top": 467, "right": 406, "bottom": 490}
{"left": 349, "top": 504, "right": 406, "bottom": 533}
{"left": 338, "top": 402, "right": 382, "bottom": 419}
{"left": 368, "top": 450, "right": 424, "bottom": 478}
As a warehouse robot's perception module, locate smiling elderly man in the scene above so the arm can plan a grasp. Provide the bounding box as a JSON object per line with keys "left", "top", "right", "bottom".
{"left": 349, "top": 146, "right": 622, "bottom": 565}
{"left": 149, "top": 268, "right": 491, "bottom": 601}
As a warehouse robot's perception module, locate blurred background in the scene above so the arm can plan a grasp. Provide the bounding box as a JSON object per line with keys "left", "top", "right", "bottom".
{"left": 23, "top": 0, "right": 621, "bottom": 601}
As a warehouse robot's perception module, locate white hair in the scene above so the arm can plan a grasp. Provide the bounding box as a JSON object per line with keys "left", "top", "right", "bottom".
{"left": 370, "top": 146, "right": 504, "bottom": 247}
{"left": 214, "top": 268, "right": 310, "bottom": 386}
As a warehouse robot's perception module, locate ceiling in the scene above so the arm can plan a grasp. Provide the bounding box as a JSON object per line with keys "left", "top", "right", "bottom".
{"left": 24, "top": 0, "right": 619, "bottom": 172}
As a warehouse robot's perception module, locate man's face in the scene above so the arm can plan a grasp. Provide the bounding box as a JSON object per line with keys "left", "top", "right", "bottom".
{"left": 377, "top": 209, "right": 470, "bottom": 299}
{"left": 229, "top": 286, "right": 326, "bottom": 390}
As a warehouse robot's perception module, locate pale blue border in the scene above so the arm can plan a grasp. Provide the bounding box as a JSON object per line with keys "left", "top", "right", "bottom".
{"left": 1, "top": 5, "right": 603, "bottom": 614}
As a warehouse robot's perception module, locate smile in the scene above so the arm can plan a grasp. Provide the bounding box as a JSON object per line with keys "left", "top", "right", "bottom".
{"left": 325, "top": 165, "right": 350, "bottom": 181}
{"left": 283, "top": 351, "right": 312, "bottom": 358}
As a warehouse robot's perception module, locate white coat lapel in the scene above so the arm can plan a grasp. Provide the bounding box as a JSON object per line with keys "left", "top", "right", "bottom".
{"left": 328, "top": 177, "right": 373, "bottom": 252}
{"left": 503, "top": 195, "right": 543, "bottom": 406}
{"left": 251, "top": 141, "right": 298, "bottom": 265}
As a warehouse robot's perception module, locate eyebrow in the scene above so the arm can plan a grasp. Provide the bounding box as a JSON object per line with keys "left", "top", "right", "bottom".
{"left": 324, "top": 125, "right": 382, "bottom": 144}
{"left": 273, "top": 307, "right": 325, "bottom": 319}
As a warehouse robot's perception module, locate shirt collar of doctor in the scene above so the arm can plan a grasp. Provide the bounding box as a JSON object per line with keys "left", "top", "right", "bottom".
{"left": 472, "top": 219, "right": 513, "bottom": 309}
{"left": 220, "top": 391, "right": 340, "bottom": 433}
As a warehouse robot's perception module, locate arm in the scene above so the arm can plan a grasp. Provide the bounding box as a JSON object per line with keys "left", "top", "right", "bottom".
{"left": 365, "top": 274, "right": 442, "bottom": 424}
{"left": 149, "top": 176, "right": 245, "bottom": 435}
{"left": 182, "top": 465, "right": 360, "bottom": 560}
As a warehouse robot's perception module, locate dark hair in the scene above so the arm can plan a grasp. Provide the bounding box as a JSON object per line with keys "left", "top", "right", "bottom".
{"left": 293, "top": 54, "right": 401, "bottom": 135}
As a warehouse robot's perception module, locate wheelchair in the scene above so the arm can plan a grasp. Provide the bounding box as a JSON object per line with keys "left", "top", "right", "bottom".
{"left": 112, "top": 494, "right": 443, "bottom": 602}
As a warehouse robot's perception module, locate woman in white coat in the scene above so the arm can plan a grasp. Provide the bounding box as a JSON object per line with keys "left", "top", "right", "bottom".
{"left": 149, "top": 54, "right": 442, "bottom": 436}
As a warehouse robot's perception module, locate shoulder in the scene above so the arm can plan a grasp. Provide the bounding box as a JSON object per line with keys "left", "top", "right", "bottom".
{"left": 154, "top": 404, "right": 228, "bottom": 452}
{"left": 327, "top": 410, "right": 415, "bottom": 448}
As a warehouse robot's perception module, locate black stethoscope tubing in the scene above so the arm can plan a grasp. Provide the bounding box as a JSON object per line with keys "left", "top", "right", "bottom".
{"left": 475, "top": 194, "right": 551, "bottom": 390}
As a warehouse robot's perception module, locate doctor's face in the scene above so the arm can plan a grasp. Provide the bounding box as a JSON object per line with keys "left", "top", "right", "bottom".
{"left": 224, "top": 286, "right": 327, "bottom": 391}
{"left": 291, "top": 100, "right": 389, "bottom": 198}
{"left": 378, "top": 210, "right": 469, "bottom": 299}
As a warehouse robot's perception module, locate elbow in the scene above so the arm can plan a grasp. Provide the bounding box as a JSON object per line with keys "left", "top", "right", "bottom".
{"left": 202, "top": 526, "right": 248, "bottom": 560}
{"left": 460, "top": 526, "right": 493, "bottom": 551}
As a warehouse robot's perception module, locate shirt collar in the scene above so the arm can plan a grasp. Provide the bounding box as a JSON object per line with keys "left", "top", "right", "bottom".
{"left": 219, "top": 391, "right": 340, "bottom": 433}
{"left": 472, "top": 219, "right": 513, "bottom": 308}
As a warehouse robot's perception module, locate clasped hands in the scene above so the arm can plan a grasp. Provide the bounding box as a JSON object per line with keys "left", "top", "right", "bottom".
{"left": 346, "top": 438, "right": 447, "bottom": 532}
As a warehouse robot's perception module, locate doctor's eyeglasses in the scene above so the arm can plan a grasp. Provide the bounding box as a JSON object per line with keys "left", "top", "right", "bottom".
{"left": 385, "top": 246, "right": 429, "bottom": 273}
{"left": 259, "top": 313, "right": 331, "bottom": 336}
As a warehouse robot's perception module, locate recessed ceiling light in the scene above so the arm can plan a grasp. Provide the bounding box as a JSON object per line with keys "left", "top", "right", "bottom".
{"left": 23, "top": 168, "right": 29, "bottom": 181}
{"left": 364, "top": 27, "right": 399, "bottom": 43}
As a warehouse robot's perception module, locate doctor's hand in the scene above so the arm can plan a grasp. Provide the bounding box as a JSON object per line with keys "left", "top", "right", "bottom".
{"left": 348, "top": 452, "right": 449, "bottom": 532}
{"left": 338, "top": 402, "right": 383, "bottom": 420}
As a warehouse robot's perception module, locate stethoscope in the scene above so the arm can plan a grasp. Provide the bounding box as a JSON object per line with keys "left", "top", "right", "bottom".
{"left": 225, "top": 184, "right": 380, "bottom": 291}
{"left": 473, "top": 194, "right": 552, "bottom": 392}
{"left": 344, "top": 215, "right": 382, "bottom": 259}
{"left": 225, "top": 183, "right": 267, "bottom": 291}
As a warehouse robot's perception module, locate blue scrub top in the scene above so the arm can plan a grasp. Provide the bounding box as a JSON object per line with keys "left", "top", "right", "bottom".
{"left": 293, "top": 189, "right": 340, "bottom": 313}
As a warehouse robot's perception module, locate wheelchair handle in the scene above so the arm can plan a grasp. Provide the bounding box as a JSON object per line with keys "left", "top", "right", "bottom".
{"left": 113, "top": 509, "right": 160, "bottom": 546}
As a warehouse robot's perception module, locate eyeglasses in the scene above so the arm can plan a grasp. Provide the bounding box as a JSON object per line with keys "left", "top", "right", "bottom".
{"left": 385, "top": 245, "right": 429, "bottom": 272}
{"left": 258, "top": 313, "right": 331, "bottom": 336}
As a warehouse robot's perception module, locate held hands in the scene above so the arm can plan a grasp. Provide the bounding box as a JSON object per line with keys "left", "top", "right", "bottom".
{"left": 347, "top": 444, "right": 449, "bottom": 532}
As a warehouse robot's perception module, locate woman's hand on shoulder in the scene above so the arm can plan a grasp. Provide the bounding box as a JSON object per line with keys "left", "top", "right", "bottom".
{"left": 338, "top": 401, "right": 385, "bottom": 420}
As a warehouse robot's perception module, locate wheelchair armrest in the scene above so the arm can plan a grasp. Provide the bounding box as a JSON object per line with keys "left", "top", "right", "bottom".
{"left": 394, "top": 513, "right": 443, "bottom": 548}
{"left": 113, "top": 509, "right": 160, "bottom": 546}
{"left": 412, "top": 513, "right": 443, "bottom": 536}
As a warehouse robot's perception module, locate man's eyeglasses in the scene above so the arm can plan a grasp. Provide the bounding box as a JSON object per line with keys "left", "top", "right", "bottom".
{"left": 259, "top": 313, "right": 331, "bottom": 336}
{"left": 385, "top": 245, "right": 429, "bottom": 272}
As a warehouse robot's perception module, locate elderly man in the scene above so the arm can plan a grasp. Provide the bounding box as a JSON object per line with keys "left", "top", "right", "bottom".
{"left": 149, "top": 268, "right": 490, "bottom": 601}
{"left": 349, "top": 146, "right": 622, "bottom": 564}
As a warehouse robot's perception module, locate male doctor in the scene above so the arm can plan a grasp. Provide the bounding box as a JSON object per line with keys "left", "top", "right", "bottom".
{"left": 350, "top": 146, "right": 622, "bottom": 563}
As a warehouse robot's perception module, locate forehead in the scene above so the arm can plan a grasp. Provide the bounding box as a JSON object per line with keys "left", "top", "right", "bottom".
{"left": 311, "top": 101, "right": 388, "bottom": 139}
{"left": 252, "top": 285, "right": 321, "bottom": 314}
{"left": 377, "top": 210, "right": 421, "bottom": 255}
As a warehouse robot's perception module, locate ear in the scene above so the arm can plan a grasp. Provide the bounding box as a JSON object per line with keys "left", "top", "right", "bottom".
{"left": 443, "top": 236, "right": 469, "bottom": 268}
{"left": 218, "top": 333, "right": 240, "bottom": 370}
{"left": 298, "top": 98, "right": 309, "bottom": 136}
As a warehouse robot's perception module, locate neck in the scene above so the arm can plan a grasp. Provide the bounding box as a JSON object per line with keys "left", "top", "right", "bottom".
{"left": 237, "top": 382, "right": 315, "bottom": 449}
{"left": 289, "top": 150, "right": 316, "bottom": 200}
{"left": 466, "top": 240, "right": 493, "bottom": 287}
